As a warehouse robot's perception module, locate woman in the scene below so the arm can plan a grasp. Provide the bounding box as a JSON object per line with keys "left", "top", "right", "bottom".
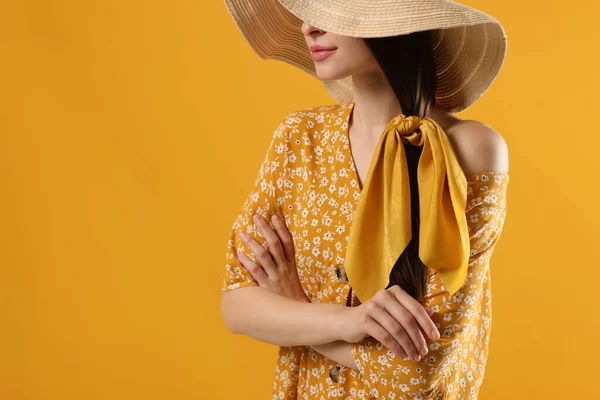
{"left": 220, "top": 0, "right": 510, "bottom": 398}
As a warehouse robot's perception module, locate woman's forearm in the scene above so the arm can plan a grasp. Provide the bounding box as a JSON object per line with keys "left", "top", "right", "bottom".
{"left": 222, "top": 284, "right": 359, "bottom": 370}
{"left": 309, "top": 341, "right": 358, "bottom": 370}
{"left": 221, "top": 285, "right": 346, "bottom": 346}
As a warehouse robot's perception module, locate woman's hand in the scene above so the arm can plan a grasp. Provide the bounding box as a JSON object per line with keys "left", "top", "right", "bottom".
{"left": 336, "top": 286, "right": 440, "bottom": 362}
{"left": 237, "top": 213, "right": 310, "bottom": 303}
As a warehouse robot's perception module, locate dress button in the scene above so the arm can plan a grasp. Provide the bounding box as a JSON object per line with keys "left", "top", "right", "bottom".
{"left": 329, "top": 365, "right": 341, "bottom": 383}
{"left": 335, "top": 265, "right": 349, "bottom": 283}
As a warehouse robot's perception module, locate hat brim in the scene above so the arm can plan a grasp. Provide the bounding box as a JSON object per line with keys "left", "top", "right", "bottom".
{"left": 224, "top": 0, "right": 507, "bottom": 113}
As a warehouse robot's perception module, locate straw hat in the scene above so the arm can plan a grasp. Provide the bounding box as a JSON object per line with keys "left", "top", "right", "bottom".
{"left": 223, "top": 0, "right": 507, "bottom": 112}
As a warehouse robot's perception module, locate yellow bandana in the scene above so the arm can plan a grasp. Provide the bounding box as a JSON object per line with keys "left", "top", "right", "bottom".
{"left": 345, "top": 113, "right": 469, "bottom": 302}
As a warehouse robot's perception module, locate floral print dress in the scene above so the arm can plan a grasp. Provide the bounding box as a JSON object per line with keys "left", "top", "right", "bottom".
{"left": 221, "top": 101, "right": 510, "bottom": 399}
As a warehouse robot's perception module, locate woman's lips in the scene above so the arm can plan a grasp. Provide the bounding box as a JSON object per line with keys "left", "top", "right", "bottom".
{"left": 311, "top": 48, "right": 337, "bottom": 61}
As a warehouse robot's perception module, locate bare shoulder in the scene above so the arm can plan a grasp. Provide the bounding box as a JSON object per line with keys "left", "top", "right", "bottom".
{"left": 444, "top": 119, "right": 509, "bottom": 175}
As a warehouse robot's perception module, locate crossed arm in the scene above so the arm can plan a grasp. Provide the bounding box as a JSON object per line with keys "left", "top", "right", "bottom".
{"left": 221, "top": 284, "right": 359, "bottom": 369}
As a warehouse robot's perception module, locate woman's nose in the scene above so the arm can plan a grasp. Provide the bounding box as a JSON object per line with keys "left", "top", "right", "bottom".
{"left": 301, "top": 21, "right": 324, "bottom": 36}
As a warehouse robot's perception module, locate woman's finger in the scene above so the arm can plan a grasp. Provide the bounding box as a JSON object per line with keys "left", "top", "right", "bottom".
{"left": 271, "top": 214, "right": 295, "bottom": 263}
{"left": 361, "top": 304, "right": 410, "bottom": 360}
{"left": 376, "top": 289, "right": 429, "bottom": 359}
{"left": 236, "top": 250, "right": 269, "bottom": 287}
{"left": 238, "top": 230, "right": 278, "bottom": 276}
{"left": 366, "top": 300, "right": 421, "bottom": 361}
{"left": 388, "top": 285, "right": 440, "bottom": 341}
{"left": 252, "top": 214, "right": 288, "bottom": 267}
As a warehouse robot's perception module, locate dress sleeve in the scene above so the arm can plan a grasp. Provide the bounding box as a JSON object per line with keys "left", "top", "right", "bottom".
{"left": 348, "top": 171, "right": 510, "bottom": 398}
{"left": 221, "top": 117, "right": 291, "bottom": 292}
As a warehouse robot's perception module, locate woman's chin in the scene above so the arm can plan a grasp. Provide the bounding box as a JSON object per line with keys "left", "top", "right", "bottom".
{"left": 314, "top": 69, "right": 348, "bottom": 82}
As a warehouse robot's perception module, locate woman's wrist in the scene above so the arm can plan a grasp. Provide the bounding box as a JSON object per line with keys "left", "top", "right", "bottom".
{"left": 296, "top": 291, "right": 347, "bottom": 343}
{"left": 293, "top": 289, "right": 311, "bottom": 304}
{"left": 324, "top": 302, "right": 348, "bottom": 342}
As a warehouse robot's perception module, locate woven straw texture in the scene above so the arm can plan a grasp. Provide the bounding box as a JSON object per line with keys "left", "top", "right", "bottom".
{"left": 223, "top": 0, "right": 507, "bottom": 112}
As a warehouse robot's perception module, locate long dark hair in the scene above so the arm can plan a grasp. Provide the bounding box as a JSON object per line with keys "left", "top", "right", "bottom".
{"left": 362, "top": 30, "right": 438, "bottom": 302}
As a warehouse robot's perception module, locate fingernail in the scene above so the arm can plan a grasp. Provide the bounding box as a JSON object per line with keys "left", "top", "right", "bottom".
{"left": 412, "top": 354, "right": 421, "bottom": 362}
{"left": 431, "top": 329, "right": 440, "bottom": 340}
{"left": 272, "top": 214, "right": 279, "bottom": 222}
{"left": 420, "top": 346, "right": 428, "bottom": 357}
{"left": 239, "top": 232, "right": 247, "bottom": 240}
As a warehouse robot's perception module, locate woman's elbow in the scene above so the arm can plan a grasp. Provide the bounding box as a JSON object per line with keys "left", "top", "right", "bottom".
{"left": 220, "top": 285, "right": 259, "bottom": 334}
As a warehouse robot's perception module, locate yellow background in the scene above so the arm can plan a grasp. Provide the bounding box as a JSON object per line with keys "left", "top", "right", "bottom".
{"left": 1, "top": 1, "right": 597, "bottom": 399}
